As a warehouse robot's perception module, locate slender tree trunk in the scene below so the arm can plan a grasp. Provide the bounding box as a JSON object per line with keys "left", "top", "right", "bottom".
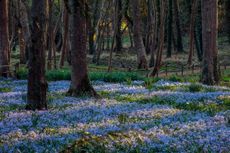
{"left": 132, "top": 0, "right": 148, "bottom": 70}
{"left": 60, "top": 6, "right": 69, "bottom": 68}
{"left": 18, "top": 0, "right": 31, "bottom": 63}
{"left": 27, "top": 0, "right": 48, "bottom": 110}
{"left": 167, "top": 0, "right": 173, "bottom": 58}
{"left": 194, "top": 0, "right": 203, "bottom": 62}
{"left": 225, "top": 0, "right": 230, "bottom": 43}
{"left": 188, "top": 0, "right": 197, "bottom": 66}
{"left": 92, "top": 0, "right": 106, "bottom": 64}
{"left": 67, "top": 0, "right": 98, "bottom": 97}
{"left": 47, "top": 0, "right": 54, "bottom": 70}
{"left": 173, "top": 0, "right": 184, "bottom": 52}
{"left": 149, "top": 0, "right": 166, "bottom": 77}
{"left": 148, "top": 0, "right": 157, "bottom": 67}
{"left": 201, "top": 0, "right": 219, "bottom": 85}
{"left": 88, "top": 0, "right": 99, "bottom": 55}
{"left": 0, "top": 0, "right": 10, "bottom": 77}
{"left": 115, "top": 0, "right": 123, "bottom": 53}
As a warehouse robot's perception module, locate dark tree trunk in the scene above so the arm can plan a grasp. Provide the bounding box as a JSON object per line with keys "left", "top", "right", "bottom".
{"left": 194, "top": 0, "right": 203, "bottom": 62}
{"left": 149, "top": 0, "right": 166, "bottom": 77}
{"left": 201, "top": 0, "right": 219, "bottom": 85}
{"left": 88, "top": 0, "right": 99, "bottom": 55}
{"left": 173, "top": 0, "right": 184, "bottom": 52}
{"left": 188, "top": 0, "right": 197, "bottom": 66}
{"left": 147, "top": 0, "right": 157, "bottom": 67}
{"left": 47, "top": 0, "right": 54, "bottom": 70}
{"left": 60, "top": 6, "right": 69, "bottom": 68}
{"left": 27, "top": 0, "right": 48, "bottom": 110}
{"left": 225, "top": 0, "right": 230, "bottom": 43}
{"left": 67, "top": 0, "right": 98, "bottom": 97}
{"left": 132, "top": 0, "right": 148, "bottom": 70}
{"left": 115, "top": 0, "right": 123, "bottom": 53}
{"left": 167, "top": 0, "right": 173, "bottom": 58}
{"left": 0, "top": 0, "right": 10, "bottom": 77}
{"left": 17, "top": 0, "right": 30, "bottom": 64}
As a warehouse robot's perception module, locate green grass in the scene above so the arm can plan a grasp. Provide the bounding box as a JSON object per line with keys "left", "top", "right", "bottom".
{"left": 16, "top": 67, "right": 144, "bottom": 83}
{"left": 15, "top": 65, "right": 230, "bottom": 88}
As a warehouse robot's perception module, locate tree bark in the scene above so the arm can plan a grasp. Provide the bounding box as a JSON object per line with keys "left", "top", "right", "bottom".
{"left": 115, "top": 0, "right": 123, "bottom": 53}
{"left": 148, "top": 0, "right": 157, "bottom": 67}
{"left": 225, "top": 0, "right": 230, "bottom": 43}
{"left": 0, "top": 0, "right": 10, "bottom": 77}
{"left": 27, "top": 0, "right": 48, "bottom": 110}
{"left": 201, "top": 0, "right": 219, "bottom": 85}
{"left": 167, "top": 0, "right": 173, "bottom": 58}
{"left": 188, "top": 0, "right": 197, "bottom": 66}
{"left": 173, "top": 0, "right": 184, "bottom": 53}
{"left": 132, "top": 0, "right": 148, "bottom": 70}
{"left": 67, "top": 0, "right": 98, "bottom": 97}
{"left": 88, "top": 0, "right": 99, "bottom": 55}
{"left": 59, "top": 6, "right": 69, "bottom": 68}
{"left": 149, "top": 0, "right": 166, "bottom": 77}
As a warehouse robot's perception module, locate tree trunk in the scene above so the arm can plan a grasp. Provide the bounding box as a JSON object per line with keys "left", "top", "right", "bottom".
{"left": 115, "top": 0, "right": 123, "bottom": 53}
{"left": 173, "top": 0, "right": 184, "bottom": 52}
{"left": 132, "top": 0, "right": 148, "bottom": 70}
{"left": 47, "top": 0, "right": 54, "bottom": 70}
{"left": 201, "top": 0, "right": 219, "bottom": 85}
{"left": 67, "top": 0, "right": 98, "bottom": 97}
{"left": 59, "top": 6, "right": 69, "bottom": 68}
{"left": 148, "top": 0, "right": 157, "bottom": 67}
{"left": 188, "top": 0, "right": 197, "bottom": 66}
{"left": 0, "top": 0, "right": 10, "bottom": 77}
{"left": 18, "top": 0, "right": 31, "bottom": 63}
{"left": 225, "top": 0, "right": 230, "bottom": 43}
{"left": 27, "top": 0, "right": 48, "bottom": 110}
{"left": 167, "top": 0, "right": 173, "bottom": 58}
{"left": 88, "top": 0, "right": 99, "bottom": 55}
{"left": 194, "top": 0, "right": 203, "bottom": 62}
{"left": 149, "top": 0, "right": 166, "bottom": 77}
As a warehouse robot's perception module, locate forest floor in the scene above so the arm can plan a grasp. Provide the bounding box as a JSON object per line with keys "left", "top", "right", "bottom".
{"left": 0, "top": 79, "right": 230, "bottom": 152}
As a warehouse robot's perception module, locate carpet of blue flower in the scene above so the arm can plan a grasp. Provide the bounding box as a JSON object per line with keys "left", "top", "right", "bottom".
{"left": 0, "top": 79, "right": 229, "bottom": 152}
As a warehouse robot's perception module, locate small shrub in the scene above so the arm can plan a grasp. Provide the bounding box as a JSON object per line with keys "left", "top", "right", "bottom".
{"left": 16, "top": 67, "right": 28, "bottom": 79}
{"left": 188, "top": 83, "right": 203, "bottom": 92}
{"left": 126, "top": 78, "right": 132, "bottom": 85}
{"left": 0, "top": 87, "right": 11, "bottom": 93}
{"left": 144, "top": 78, "right": 161, "bottom": 90}
{"left": 168, "top": 75, "right": 183, "bottom": 82}
{"left": 118, "top": 113, "right": 129, "bottom": 124}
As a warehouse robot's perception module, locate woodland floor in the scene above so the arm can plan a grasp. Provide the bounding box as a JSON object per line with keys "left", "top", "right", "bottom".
{"left": 0, "top": 79, "right": 230, "bottom": 153}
